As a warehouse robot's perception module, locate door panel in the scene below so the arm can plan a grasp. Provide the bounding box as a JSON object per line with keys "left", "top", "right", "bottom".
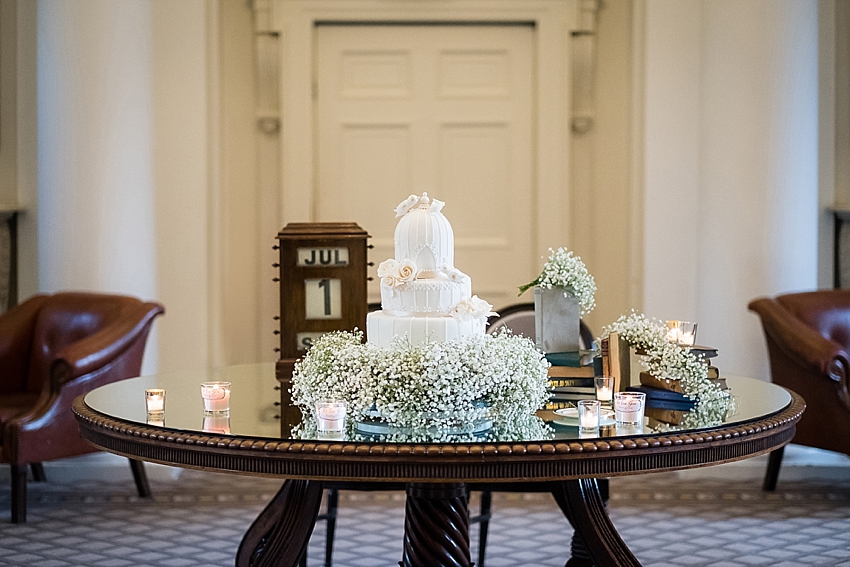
{"left": 316, "top": 25, "right": 534, "bottom": 310}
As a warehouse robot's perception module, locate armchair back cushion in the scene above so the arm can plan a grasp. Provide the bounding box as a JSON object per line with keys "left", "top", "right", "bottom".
{"left": 773, "top": 292, "right": 850, "bottom": 353}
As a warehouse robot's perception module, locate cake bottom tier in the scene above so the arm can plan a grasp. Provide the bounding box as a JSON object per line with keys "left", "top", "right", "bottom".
{"left": 366, "top": 310, "right": 485, "bottom": 348}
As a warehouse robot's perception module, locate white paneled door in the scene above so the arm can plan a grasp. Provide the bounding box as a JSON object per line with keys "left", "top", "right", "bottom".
{"left": 315, "top": 25, "right": 535, "bottom": 309}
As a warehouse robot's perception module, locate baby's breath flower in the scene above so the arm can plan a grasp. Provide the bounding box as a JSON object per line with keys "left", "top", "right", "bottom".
{"left": 291, "top": 329, "right": 550, "bottom": 430}
{"left": 601, "top": 311, "right": 736, "bottom": 428}
{"left": 519, "top": 247, "right": 596, "bottom": 315}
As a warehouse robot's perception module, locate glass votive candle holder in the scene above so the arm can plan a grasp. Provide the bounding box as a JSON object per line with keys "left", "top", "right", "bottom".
{"left": 203, "top": 414, "right": 231, "bottom": 435}
{"left": 666, "top": 320, "right": 697, "bottom": 346}
{"left": 201, "top": 381, "right": 231, "bottom": 415}
{"left": 677, "top": 321, "right": 697, "bottom": 346}
{"left": 615, "top": 422, "right": 645, "bottom": 435}
{"left": 145, "top": 388, "right": 165, "bottom": 416}
{"left": 146, "top": 415, "right": 164, "bottom": 427}
{"left": 614, "top": 391, "right": 646, "bottom": 426}
{"left": 315, "top": 400, "right": 347, "bottom": 433}
{"left": 578, "top": 428, "right": 599, "bottom": 439}
{"left": 594, "top": 376, "right": 614, "bottom": 405}
{"left": 317, "top": 430, "right": 345, "bottom": 441}
{"left": 577, "top": 399, "right": 601, "bottom": 431}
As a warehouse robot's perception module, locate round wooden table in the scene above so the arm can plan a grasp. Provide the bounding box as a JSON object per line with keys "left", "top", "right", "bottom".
{"left": 72, "top": 364, "right": 803, "bottom": 567}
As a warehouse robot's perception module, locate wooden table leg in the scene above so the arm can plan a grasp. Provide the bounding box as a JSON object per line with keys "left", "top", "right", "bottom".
{"left": 402, "top": 482, "right": 472, "bottom": 567}
{"left": 551, "top": 479, "right": 641, "bottom": 567}
{"left": 236, "top": 479, "right": 324, "bottom": 567}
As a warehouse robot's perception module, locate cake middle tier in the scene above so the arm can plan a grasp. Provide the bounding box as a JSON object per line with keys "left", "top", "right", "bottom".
{"left": 379, "top": 275, "right": 471, "bottom": 316}
{"left": 366, "top": 310, "right": 485, "bottom": 348}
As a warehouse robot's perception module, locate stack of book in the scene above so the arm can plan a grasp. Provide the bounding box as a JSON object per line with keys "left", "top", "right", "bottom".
{"left": 631, "top": 345, "right": 726, "bottom": 425}
{"left": 628, "top": 380, "right": 697, "bottom": 426}
{"left": 692, "top": 345, "right": 721, "bottom": 382}
{"left": 544, "top": 351, "right": 597, "bottom": 410}
{"left": 638, "top": 345, "right": 725, "bottom": 393}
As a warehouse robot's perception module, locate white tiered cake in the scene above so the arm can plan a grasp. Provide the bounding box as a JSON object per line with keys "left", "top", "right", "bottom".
{"left": 366, "top": 193, "right": 495, "bottom": 347}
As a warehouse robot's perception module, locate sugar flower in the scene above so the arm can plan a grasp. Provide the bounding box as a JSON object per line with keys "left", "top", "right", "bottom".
{"left": 377, "top": 259, "right": 416, "bottom": 287}
{"left": 451, "top": 296, "right": 497, "bottom": 322}
{"left": 394, "top": 194, "right": 421, "bottom": 217}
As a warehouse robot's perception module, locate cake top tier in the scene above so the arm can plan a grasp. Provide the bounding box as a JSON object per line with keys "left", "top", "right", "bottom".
{"left": 393, "top": 193, "right": 455, "bottom": 277}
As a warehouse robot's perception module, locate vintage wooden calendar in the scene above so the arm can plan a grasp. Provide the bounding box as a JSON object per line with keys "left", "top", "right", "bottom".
{"left": 275, "top": 222, "right": 370, "bottom": 434}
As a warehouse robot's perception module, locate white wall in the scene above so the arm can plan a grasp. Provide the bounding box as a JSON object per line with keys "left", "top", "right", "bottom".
{"left": 18, "top": 0, "right": 827, "bottom": 385}
{"left": 1, "top": 1, "right": 38, "bottom": 304}
{"left": 35, "top": 0, "right": 213, "bottom": 374}
{"left": 150, "top": 0, "right": 212, "bottom": 372}
{"left": 37, "top": 1, "right": 158, "bottom": 299}
{"left": 643, "top": 0, "right": 702, "bottom": 321}
{"left": 575, "top": 0, "right": 639, "bottom": 336}
{"left": 643, "top": 0, "right": 819, "bottom": 381}
{"left": 0, "top": 1, "right": 19, "bottom": 206}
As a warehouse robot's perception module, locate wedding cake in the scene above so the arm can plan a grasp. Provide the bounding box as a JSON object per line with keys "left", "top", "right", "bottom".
{"left": 366, "top": 193, "right": 495, "bottom": 347}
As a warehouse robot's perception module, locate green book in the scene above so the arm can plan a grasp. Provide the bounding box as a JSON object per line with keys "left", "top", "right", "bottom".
{"left": 545, "top": 350, "right": 596, "bottom": 367}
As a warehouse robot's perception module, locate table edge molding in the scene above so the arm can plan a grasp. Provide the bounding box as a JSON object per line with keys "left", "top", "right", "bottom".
{"left": 72, "top": 393, "right": 804, "bottom": 481}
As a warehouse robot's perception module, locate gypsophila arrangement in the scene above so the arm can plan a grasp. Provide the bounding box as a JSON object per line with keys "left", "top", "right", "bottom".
{"left": 293, "top": 413, "right": 554, "bottom": 444}
{"left": 652, "top": 395, "right": 739, "bottom": 433}
{"left": 518, "top": 247, "right": 596, "bottom": 315}
{"left": 290, "top": 328, "right": 550, "bottom": 431}
{"left": 601, "top": 311, "right": 735, "bottom": 426}
{"left": 484, "top": 414, "right": 553, "bottom": 443}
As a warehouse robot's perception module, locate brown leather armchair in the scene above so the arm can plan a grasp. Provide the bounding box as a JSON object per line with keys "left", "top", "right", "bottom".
{"left": 0, "top": 292, "right": 164, "bottom": 522}
{"left": 749, "top": 290, "right": 849, "bottom": 490}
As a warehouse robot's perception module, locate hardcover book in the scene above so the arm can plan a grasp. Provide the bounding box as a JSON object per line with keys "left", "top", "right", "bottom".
{"left": 549, "top": 385, "right": 596, "bottom": 395}
{"left": 548, "top": 365, "right": 595, "bottom": 378}
{"left": 548, "top": 377, "right": 595, "bottom": 388}
{"left": 601, "top": 333, "right": 631, "bottom": 392}
{"left": 627, "top": 384, "right": 695, "bottom": 405}
{"left": 548, "top": 391, "right": 596, "bottom": 401}
{"left": 639, "top": 371, "right": 685, "bottom": 394}
{"left": 545, "top": 350, "right": 596, "bottom": 367}
{"left": 643, "top": 397, "right": 696, "bottom": 411}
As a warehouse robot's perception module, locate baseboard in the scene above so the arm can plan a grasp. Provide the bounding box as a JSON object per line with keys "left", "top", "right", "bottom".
{"left": 0, "top": 453, "right": 182, "bottom": 483}
{"left": 673, "top": 444, "right": 850, "bottom": 482}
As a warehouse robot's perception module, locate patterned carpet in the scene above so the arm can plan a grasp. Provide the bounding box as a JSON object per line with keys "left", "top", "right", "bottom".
{"left": 1, "top": 462, "right": 850, "bottom": 567}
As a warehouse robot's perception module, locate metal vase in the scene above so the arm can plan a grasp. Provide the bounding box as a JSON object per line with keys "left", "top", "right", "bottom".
{"left": 534, "top": 287, "right": 581, "bottom": 353}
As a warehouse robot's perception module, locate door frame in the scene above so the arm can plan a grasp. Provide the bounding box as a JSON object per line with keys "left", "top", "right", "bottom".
{"left": 269, "top": 0, "right": 579, "bottom": 261}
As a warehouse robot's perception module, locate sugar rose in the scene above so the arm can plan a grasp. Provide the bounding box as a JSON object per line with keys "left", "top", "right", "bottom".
{"left": 377, "top": 259, "right": 399, "bottom": 287}
{"left": 397, "top": 260, "right": 416, "bottom": 283}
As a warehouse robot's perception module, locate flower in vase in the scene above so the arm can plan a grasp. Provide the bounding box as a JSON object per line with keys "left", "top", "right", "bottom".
{"left": 519, "top": 247, "right": 597, "bottom": 315}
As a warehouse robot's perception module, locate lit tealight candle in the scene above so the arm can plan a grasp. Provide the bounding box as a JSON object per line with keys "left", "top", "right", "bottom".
{"left": 315, "top": 400, "right": 347, "bottom": 432}
{"left": 145, "top": 389, "right": 165, "bottom": 415}
{"left": 577, "top": 399, "right": 600, "bottom": 430}
{"left": 594, "top": 376, "right": 614, "bottom": 404}
{"left": 201, "top": 382, "right": 232, "bottom": 414}
{"left": 203, "top": 414, "right": 231, "bottom": 435}
{"left": 580, "top": 411, "right": 598, "bottom": 429}
{"left": 677, "top": 321, "right": 698, "bottom": 346}
{"left": 665, "top": 321, "right": 680, "bottom": 343}
{"left": 666, "top": 320, "right": 698, "bottom": 346}
{"left": 678, "top": 332, "right": 696, "bottom": 346}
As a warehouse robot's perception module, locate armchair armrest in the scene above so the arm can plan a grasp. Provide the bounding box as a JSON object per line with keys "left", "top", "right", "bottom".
{"left": 749, "top": 297, "right": 850, "bottom": 383}
{"left": 0, "top": 295, "right": 49, "bottom": 392}
{"left": 50, "top": 302, "right": 165, "bottom": 388}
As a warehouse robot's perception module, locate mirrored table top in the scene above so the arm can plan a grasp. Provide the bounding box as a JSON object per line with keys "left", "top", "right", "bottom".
{"left": 84, "top": 363, "right": 792, "bottom": 445}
